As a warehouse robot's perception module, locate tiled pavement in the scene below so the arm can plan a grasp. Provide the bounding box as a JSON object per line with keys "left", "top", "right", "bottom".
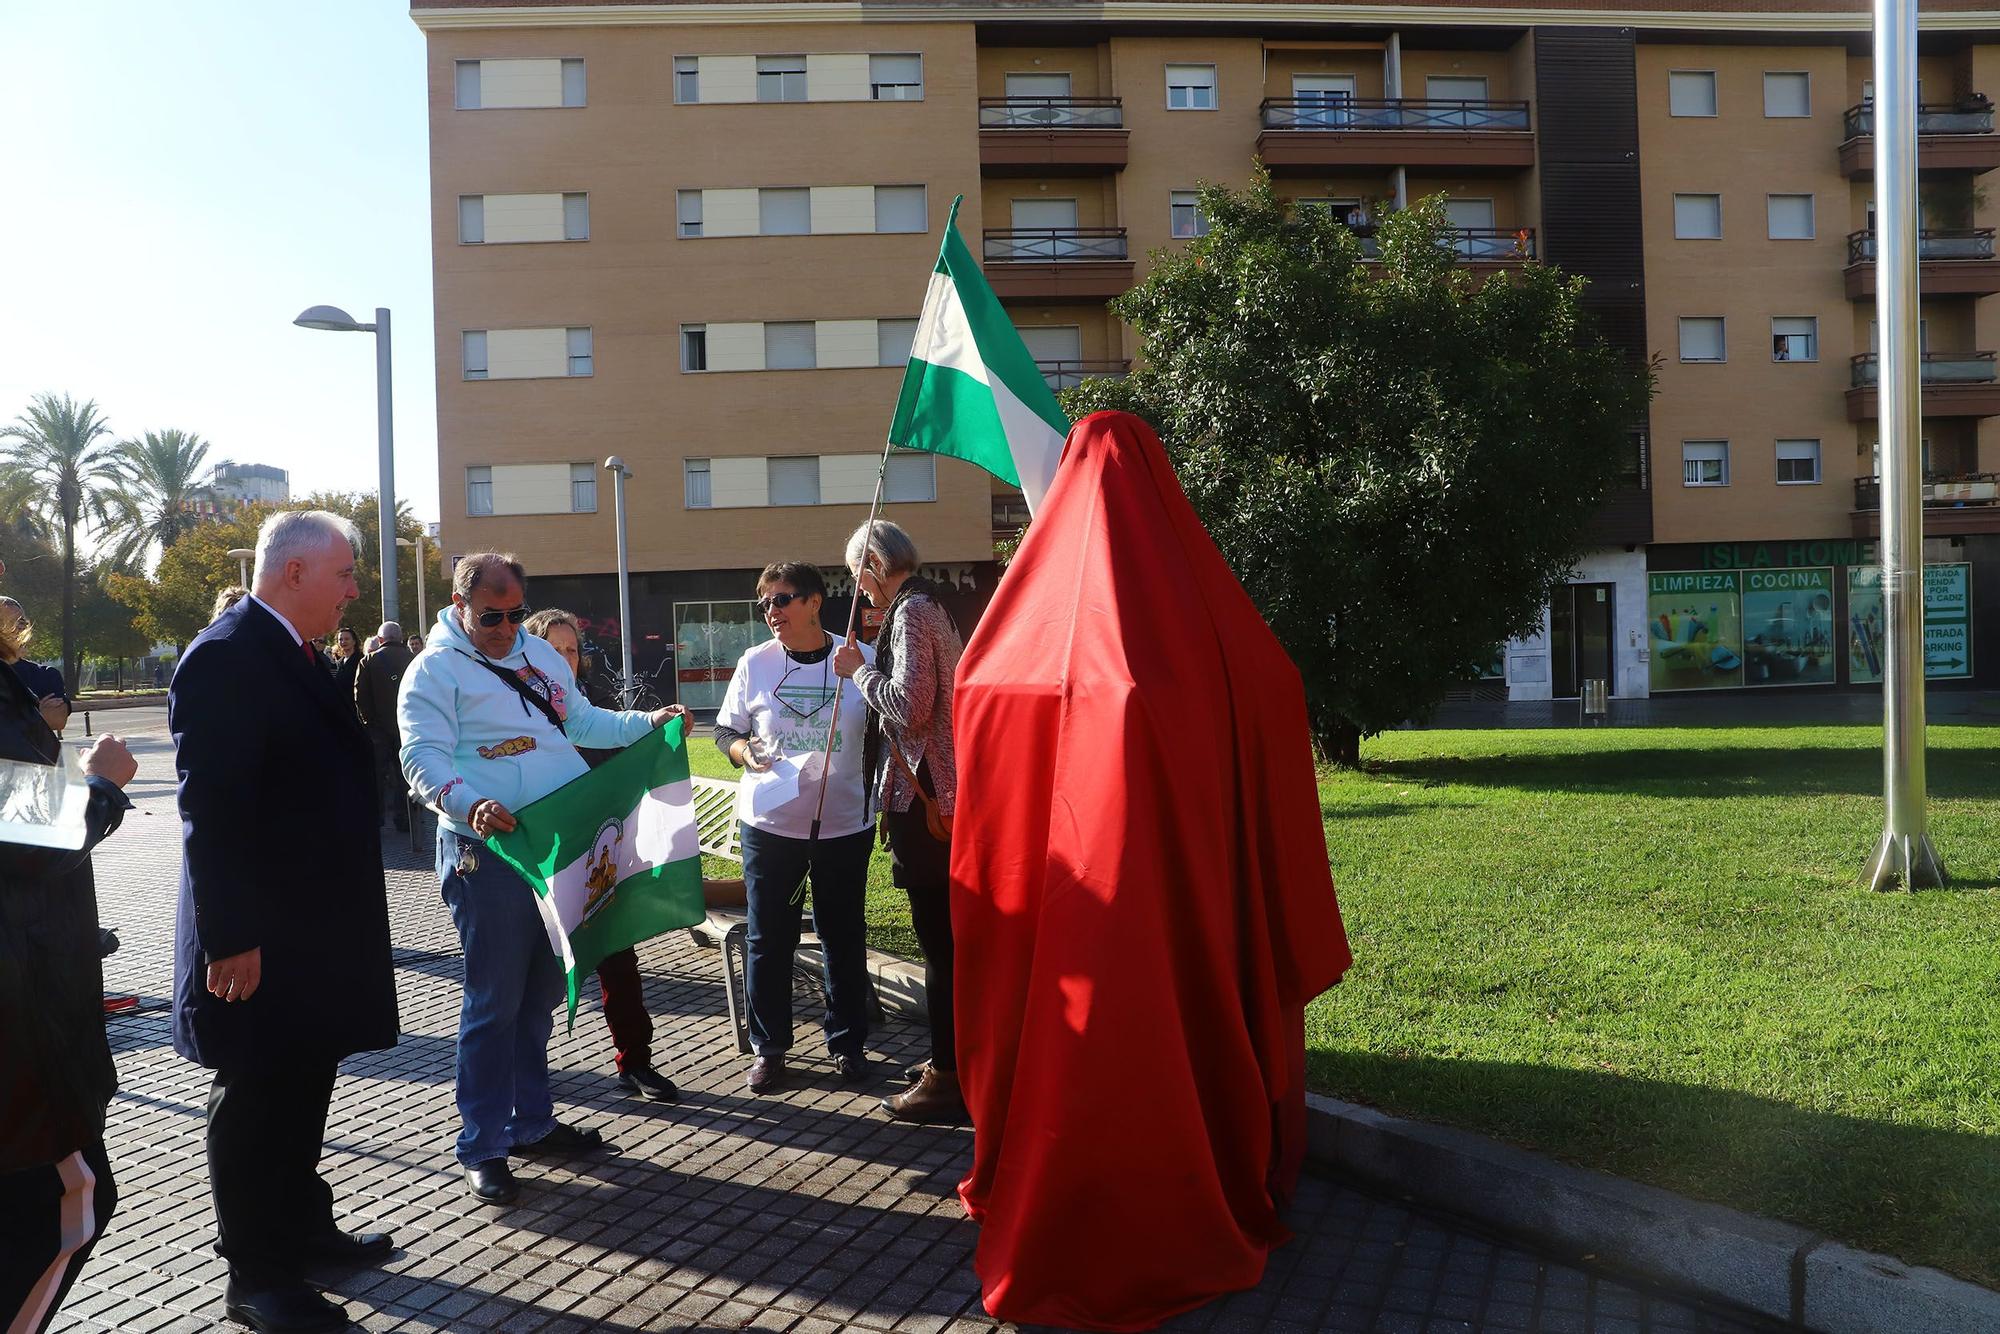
{"left": 53, "top": 707, "right": 1787, "bottom": 1334}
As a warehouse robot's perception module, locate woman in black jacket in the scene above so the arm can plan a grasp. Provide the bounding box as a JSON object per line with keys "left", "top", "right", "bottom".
{"left": 0, "top": 609, "right": 137, "bottom": 1334}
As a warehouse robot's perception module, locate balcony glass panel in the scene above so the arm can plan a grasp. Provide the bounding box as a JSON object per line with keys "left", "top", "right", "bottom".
{"left": 1851, "top": 352, "right": 1999, "bottom": 386}
{"left": 1845, "top": 101, "right": 1995, "bottom": 138}
{"left": 979, "top": 97, "right": 1124, "bottom": 129}
{"left": 983, "top": 229, "right": 1130, "bottom": 262}
{"left": 1262, "top": 98, "right": 1531, "bottom": 132}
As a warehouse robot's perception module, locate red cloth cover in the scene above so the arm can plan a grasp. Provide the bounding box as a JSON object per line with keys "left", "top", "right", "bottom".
{"left": 952, "top": 411, "right": 1353, "bottom": 1331}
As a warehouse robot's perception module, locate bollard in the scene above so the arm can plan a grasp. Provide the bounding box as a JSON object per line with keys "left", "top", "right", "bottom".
{"left": 83, "top": 711, "right": 92, "bottom": 737}
{"left": 1580, "top": 679, "right": 1609, "bottom": 724}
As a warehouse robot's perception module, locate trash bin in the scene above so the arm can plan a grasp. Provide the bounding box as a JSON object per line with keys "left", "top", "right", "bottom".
{"left": 1581, "top": 678, "right": 1609, "bottom": 721}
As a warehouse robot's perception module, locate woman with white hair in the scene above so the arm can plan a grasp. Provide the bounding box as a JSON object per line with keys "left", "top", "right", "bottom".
{"left": 831, "top": 520, "right": 966, "bottom": 1124}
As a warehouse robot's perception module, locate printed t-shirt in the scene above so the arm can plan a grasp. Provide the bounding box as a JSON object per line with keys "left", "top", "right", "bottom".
{"left": 715, "top": 635, "right": 874, "bottom": 840}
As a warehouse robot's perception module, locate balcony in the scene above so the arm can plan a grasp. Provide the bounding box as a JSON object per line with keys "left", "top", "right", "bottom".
{"left": 982, "top": 228, "right": 1134, "bottom": 301}
{"left": 1257, "top": 98, "right": 1535, "bottom": 174}
{"left": 1851, "top": 471, "right": 2000, "bottom": 537}
{"left": 1846, "top": 351, "right": 2000, "bottom": 419}
{"left": 1844, "top": 228, "right": 2000, "bottom": 298}
{"left": 992, "top": 494, "right": 1032, "bottom": 536}
{"left": 1040, "top": 360, "right": 1136, "bottom": 392}
{"left": 979, "top": 98, "right": 1128, "bottom": 175}
{"left": 1345, "top": 225, "right": 1537, "bottom": 275}
{"left": 1838, "top": 99, "right": 2000, "bottom": 177}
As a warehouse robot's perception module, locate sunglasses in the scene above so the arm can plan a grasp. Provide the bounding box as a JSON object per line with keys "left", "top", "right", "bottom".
{"left": 755, "top": 592, "right": 807, "bottom": 615}
{"left": 473, "top": 606, "right": 532, "bottom": 628}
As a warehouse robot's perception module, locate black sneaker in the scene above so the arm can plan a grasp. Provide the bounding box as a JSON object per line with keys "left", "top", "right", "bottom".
{"left": 616, "top": 1067, "right": 681, "bottom": 1103}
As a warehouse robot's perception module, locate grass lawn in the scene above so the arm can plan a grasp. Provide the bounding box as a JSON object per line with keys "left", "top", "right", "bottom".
{"left": 1308, "top": 725, "right": 2000, "bottom": 1288}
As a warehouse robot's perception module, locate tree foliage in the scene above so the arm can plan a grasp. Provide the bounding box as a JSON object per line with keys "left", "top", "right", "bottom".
{"left": 108, "top": 509, "right": 265, "bottom": 651}
{"left": 1064, "top": 175, "right": 1652, "bottom": 762}
{"left": 297, "top": 491, "right": 452, "bottom": 643}
{"left": 0, "top": 393, "right": 120, "bottom": 693}
{"left": 101, "top": 428, "right": 214, "bottom": 570}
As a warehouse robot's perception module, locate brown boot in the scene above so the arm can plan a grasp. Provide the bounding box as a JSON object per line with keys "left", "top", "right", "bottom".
{"left": 881, "top": 1066, "right": 967, "bottom": 1124}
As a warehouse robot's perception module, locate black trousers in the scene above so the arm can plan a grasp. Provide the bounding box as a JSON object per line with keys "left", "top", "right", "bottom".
{"left": 885, "top": 807, "right": 956, "bottom": 1072}
{"left": 0, "top": 1138, "right": 117, "bottom": 1334}
{"left": 371, "top": 736, "right": 407, "bottom": 828}
{"left": 206, "top": 1060, "right": 338, "bottom": 1286}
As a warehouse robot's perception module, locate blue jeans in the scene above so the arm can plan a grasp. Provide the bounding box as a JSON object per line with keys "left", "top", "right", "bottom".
{"left": 437, "top": 830, "right": 563, "bottom": 1167}
{"left": 739, "top": 823, "right": 873, "bottom": 1059}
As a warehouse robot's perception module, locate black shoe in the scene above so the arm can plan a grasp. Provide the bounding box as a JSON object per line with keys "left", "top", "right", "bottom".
{"left": 224, "top": 1279, "right": 349, "bottom": 1332}
{"left": 465, "top": 1160, "right": 519, "bottom": 1205}
{"left": 746, "top": 1054, "right": 786, "bottom": 1095}
{"left": 835, "top": 1052, "right": 871, "bottom": 1084}
{"left": 904, "top": 1060, "right": 930, "bottom": 1085}
{"left": 616, "top": 1067, "right": 681, "bottom": 1103}
{"left": 296, "top": 1228, "right": 393, "bottom": 1266}
{"left": 513, "top": 1122, "right": 606, "bottom": 1158}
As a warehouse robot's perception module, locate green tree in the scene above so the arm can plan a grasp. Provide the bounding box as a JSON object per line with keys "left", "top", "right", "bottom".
{"left": 295, "top": 491, "right": 450, "bottom": 644}
{"left": 0, "top": 393, "right": 120, "bottom": 693}
{"left": 102, "top": 428, "right": 213, "bottom": 570}
{"left": 108, "top": 509, "right": 265, "bottom": 651}
{"left": 72, "top": 565, "right": 153, "bottom": 668}
{"left": 1065, "top": 176, "right": 1652, "bottom": 764}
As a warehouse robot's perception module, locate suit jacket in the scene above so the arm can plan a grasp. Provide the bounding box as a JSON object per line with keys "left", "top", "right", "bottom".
{"left": 170, "top": 598, "right": 399, "bottom": 1070}
{"left": 353, "top": 641, "right": 414, "bottom": 750}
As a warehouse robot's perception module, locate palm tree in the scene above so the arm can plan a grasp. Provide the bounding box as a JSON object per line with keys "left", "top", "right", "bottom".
{"left": 101, "top": 428, "right": 213, "bottom": 570}
{"left": 0, "top": 393, "right": 119, "bottom": 692}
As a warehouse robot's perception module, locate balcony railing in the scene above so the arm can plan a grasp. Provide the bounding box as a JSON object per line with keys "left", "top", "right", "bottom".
{"left": 983, "top": 228, "right": 1129, "bottom": 263}
{"left": 1850, "top": 351, "right": 1998, "bottom": 387}
{"left": 1854, "top": 471, "right": 2000, "bottom": 510}
{"left": 1261, "top": 97, "right": 1531, "bottom": 132}
{"left": 979, "top": 96, "right": 1123, "bottom": 129}
{"left": 1843, "top": 100, "right": 1995, "bottom": 139}
{"left": 1036, "top": 359, "right": 1131, "bottom": 392}
{"left": 1847, "top": 228, "right": 1997, "bottom": 263}
{"left": 992, "top": 497, "right": 1032, "bottom": 531}
{"left": 1342, "top": 226, "right": 1537, "bottom": 261}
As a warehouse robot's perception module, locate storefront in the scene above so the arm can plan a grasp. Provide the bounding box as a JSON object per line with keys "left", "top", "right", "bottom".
{"left": 1503, "top": 548, "right": 1651, "bottom": 701}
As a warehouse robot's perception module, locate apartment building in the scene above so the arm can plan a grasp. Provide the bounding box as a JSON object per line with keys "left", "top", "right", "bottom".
{"left": 412, "top": 0, "right": 2000, "bottom": 704}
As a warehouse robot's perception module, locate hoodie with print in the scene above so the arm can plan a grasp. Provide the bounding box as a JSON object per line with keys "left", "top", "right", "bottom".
{"left": 398, "top": 606, "right": 655, "bottom": 837}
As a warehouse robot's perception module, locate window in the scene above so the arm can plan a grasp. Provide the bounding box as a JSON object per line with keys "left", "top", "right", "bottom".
{"left": 1426, "top": 76, "right": 1488, "bottom": 101}
{"left": 1669, "top": 70, "right": 1717, "bottom": 117}
{"left": 1007, "top": 72, "right": 1072, "bottom": 99}
{"left": 685, "top": 458, "right": 712, "bottom": 508}
{"left": 1767, "top": 194, "right": 1815, "bottom": 239}
{"left": 757, "top": 55, "right": 807, "bottom": 102}
{"left": 875, "top": 186, "right": 927, "bottom": 234}
{"left": 453, "top": 58, "right": 584, "bottom": 109}
{"left": 877, "top": 318, "right": 918, "bottom": 366}
{"left": 563, "top": 192, "right": 589, "bottom": 241}
{"left": 678, "top": 190, "right": 703, "bottom": 237}
{"left": 1764, "top": 72, "right": 1810, "bottom": 118}
{"left": 561, "top": 59, "right": 585, "bottom": 106}
{"left": 760, "top": 187, "right": 810, "bottom": 235}
{"left": 681, "top": 325, "right": 708, "bottom": 371}
{"left": 1682, "top": 440, "right": 1729, "bottom": 486}
{"left": 1170, "top": 190, "right": 1208, "bottom": 239}
{"left": 1678, "top": 317, "right": 1726, "bottom": 362}
{"left": 764, "top": 322, "right": 817, "bottom": 370}
{"left": 459, "top": 196, "right": 484, "bottom": 244}
{"left": 462, "top": 330, "right": 488, "bottom": 380}
{"left": 1674, "top": 194, "right": 1722, "bottom": 239}
{"left": 467, "top": 466, "right": 494, "bottom": 515}
{"left": 571, "top": 462, "right": 598, "bottom": 512}
{"left": 1776, "top": 439, "right": 1821, "bottom": 484}
{"left": 674, "top": 56, "right": 699, "bottom": 103}
{"left": 768, "top": 456, "right": 820, "bottom": 506}
{"left": 455, "top": 60, "right": 481, "bottom": 109}
{"left": 1166, "top": 63, "right": 1216, "bottom": 110}
{"left": 870, "top": 54, "right": 923, "bottom": 101}
{"left": 885, "top": 450, "right": 936, "bottom": 502}
{"left": 1772, "top": 317, "right": 1818, "bottom": 362}
{"left": 566, "top": 327, "right": 593, "bottom": 376}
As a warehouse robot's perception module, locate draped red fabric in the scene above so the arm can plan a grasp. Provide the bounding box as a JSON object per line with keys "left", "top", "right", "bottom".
{"left": 951, "top": 410, "right": 1353, "bottom": 1332}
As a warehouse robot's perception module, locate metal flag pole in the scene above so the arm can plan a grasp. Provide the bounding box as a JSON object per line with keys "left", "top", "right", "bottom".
{"left": 806, "top": 440, "right": 896, "bottom": 848}
{"left": 1863, "top": 0, "right": 1947, "bottom": 891}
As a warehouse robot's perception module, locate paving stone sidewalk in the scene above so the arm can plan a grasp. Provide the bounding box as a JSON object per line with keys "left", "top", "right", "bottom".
{"left": 54, "top": 708, "right": 1782, "bottom": 1334}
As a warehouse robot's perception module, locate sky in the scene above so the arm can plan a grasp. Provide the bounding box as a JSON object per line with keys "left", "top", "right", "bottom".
{"left": 0, "top": 2, "right": 442, "bottom": 520}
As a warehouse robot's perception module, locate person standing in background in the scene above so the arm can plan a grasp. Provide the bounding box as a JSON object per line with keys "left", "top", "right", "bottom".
{"left": 0, "top": 597, "right": 70, "bottom": 735}
{"left": 353, "top": 623, "right": 414, "bottom": 834}
{"left": 327, "top": 625, "right": 362, "bottom": 714}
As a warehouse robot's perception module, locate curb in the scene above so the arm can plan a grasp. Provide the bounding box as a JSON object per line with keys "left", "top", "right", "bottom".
{"left": 1304, "top": 1094, "right": 2000, "bottom": 1334}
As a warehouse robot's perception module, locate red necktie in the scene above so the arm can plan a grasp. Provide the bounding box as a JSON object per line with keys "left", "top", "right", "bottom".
{"left": 303, "top": 639, "right": 319, "bottom": 665}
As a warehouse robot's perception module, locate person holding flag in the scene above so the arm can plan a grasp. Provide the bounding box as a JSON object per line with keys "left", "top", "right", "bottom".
{"left": 398, "top": 553, "right": 682, "bottom": 1206}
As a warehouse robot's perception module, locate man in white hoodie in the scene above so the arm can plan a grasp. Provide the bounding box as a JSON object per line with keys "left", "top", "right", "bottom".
{"left": 399, "top": 553, "right": 682, "bottom": 1205}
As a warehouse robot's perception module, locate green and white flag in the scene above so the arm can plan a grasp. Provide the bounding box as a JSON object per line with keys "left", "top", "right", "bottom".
{"left": 891, "top": 195, "right": 1073, "bottom": 513}
{"left": 486, "top": 717, "right": 705, "bottom": 1026}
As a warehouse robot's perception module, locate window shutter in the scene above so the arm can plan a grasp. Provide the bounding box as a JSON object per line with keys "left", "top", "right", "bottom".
{"left": 459, "top": 196, "right": 485, "bottom": 243}
{"left": 874, "top": 186, "right": 927, "bottom": 233}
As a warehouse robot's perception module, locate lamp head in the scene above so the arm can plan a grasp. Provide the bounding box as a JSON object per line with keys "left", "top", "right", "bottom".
{"left": 294, "top": 304, "right": 366, "bottom": 332}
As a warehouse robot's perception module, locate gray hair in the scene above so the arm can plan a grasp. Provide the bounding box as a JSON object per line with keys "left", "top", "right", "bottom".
{"left": 252, "top": 510, "right": 361, "bottom": 585}
{"left": 453, "top": 552, "right": 526, "bottom": 600}
{"left": 377, "top": 621, "right": 403, "bottom": 641}
{"left": 845, "top": 519, "right": 920, "bottom": 578}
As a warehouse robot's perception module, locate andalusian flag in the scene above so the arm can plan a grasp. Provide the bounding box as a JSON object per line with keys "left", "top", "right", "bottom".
{"left": 486, "top": 717, "right": 705, "bottom": 1025}
{"left": 892, "top": 195, "right": 1072, "bottom": 512}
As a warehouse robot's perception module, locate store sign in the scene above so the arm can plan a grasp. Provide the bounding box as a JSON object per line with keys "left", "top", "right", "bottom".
{"left": 1696, "top": 540, "right": 1875, "bottom": 571}
{"left": 1647, "top": 571, "right": 1743, "bottom": 691}
{"left": 1846, "top": 563, "right": 1973, "bottom": 682}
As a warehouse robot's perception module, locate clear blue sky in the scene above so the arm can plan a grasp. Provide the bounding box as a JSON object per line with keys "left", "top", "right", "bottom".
{"left": 0, "top": 2, "right": 441, "bottom": 520}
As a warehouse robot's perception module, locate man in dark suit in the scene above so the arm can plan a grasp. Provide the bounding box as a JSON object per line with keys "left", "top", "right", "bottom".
{"left": 170, "top": 510, "right": 400, "bottom": 1333}
{"left": 352, "top": 620, "right": 414, "bottom": 833}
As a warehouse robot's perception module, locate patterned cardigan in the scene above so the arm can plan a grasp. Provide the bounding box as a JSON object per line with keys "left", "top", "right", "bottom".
{"left": 854, "top": 586, "right": 962, "bottom": 817}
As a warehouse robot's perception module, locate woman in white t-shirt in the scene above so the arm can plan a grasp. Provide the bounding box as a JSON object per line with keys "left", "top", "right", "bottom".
{"left": 713, "top": 561, "right": 876, "bottom": 1096}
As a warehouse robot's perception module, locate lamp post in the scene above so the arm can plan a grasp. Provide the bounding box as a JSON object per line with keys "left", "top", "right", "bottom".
{"left": 226, "top": 548, "right": 254, "bottom": 587}
{"left": 396, "top": 534, "right": 428, "bottom": 632}
{"left": 604, "top": 456, "right": 635, "bottom": 705}
{"left": 294, "top": 304, "right": 398, "bottom": 624}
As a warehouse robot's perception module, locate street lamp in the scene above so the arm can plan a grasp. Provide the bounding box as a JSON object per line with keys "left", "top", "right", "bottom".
{"left": 396, "top": 534, "right": 428, "bottom": 632}
{"left": 227, "top": 548, "right": 254, "bottom": 586}
{"left": 294, "top": 303, "right": 398, "bottom": 624}
{"left": 604, "top": 456, "right": 635, "bottom": 704}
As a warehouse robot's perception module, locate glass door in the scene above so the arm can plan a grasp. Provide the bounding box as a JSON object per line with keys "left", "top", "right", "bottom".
{"left": 1550, "top": 584, "right": 1615, "bottom": 699}
{"left": 673, "top": 600, "right": 762, "bottom": 710}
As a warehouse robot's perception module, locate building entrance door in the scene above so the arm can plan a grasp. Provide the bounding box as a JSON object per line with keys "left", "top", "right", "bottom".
{"left": 1550, "top": 583, "right": 1615, "bottom": 699}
